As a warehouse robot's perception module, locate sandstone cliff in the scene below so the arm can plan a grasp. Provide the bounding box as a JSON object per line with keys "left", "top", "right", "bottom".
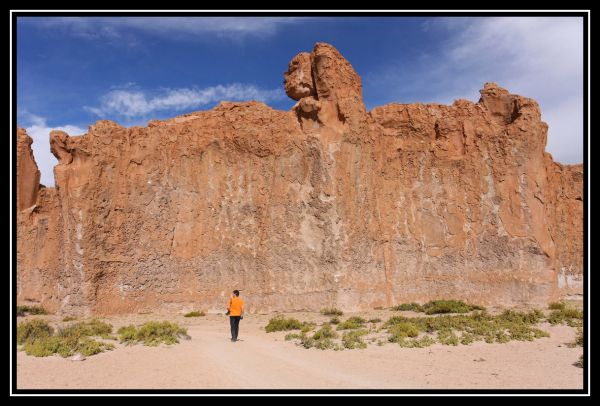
{"left": 16, "top": 43, "right": 583, "bottom": 315}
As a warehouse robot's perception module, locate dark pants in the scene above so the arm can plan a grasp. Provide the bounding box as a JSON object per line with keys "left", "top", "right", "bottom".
{"left": 230, "top": 316, "right": 241, "bottom": 341}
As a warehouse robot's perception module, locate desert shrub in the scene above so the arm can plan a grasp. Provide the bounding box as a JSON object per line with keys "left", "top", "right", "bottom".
{"left": 184, "top": 311, "right": 205, "bottom": 317}
{"left": 532, "top": 328, "right": 550, "bottom": 339}
{"left": 384, "top": 316, "right": 410, "bottom": 327}
{"left": 17, "top": 319, "right": 54, "bottom": 344}
{"left": 77, "top": 338, "right": 115, "bottom": 356}
{"left": 314, "top": 338, "right": 338, "bottom": 350}
{"left": 300, "top": 334, "right": 314, "bottom": 349}
{"left": 499, "top": 309, "right": 545, "bottom": 324}
{"left": 383, "top": 309, "right": 550, "bottom": 347}
{"left": 296, "top": 324, "right": 340, "bottom": 350}
{"left": 117, "top": 322, "right": 189, "bottom": 346}
{"left": 422, "top": 300, "right": 485, "bottom": 315}
{"left": 395, "top": 336, "right": 436, "bottom": 348}
{"left": 388, "top": 322, "right": 420, "bottom": 342}
{"left": 59, "top": 319, "right": 113, "bottom": 339}
{"left": 329, "top": 316, "right": 340, "bottom": 325}
{"left": 62, "top": 316, "right": 77, "bottom": 322}
{"left": 337, "top": 316, "right": 366, "bottom": 330}
{"left": 17, "top": 305, "right": 48, "bottom": 316}
{"left": 568, "top": 328, "right": 584, "bottom": 348}
{"left": 392, "top": 303, "right": 424, "bottom": 312}
{"left": 312, "top": 324, "right": 338, "bottom": 340}
{"left": 300, "top": 322, "right": 316, "bottom": 333}
{"left": 460, "top": 332, "right": 476, "bottom": 345}
{"left": 368, "top": 318, "right": 382, "bottom": 323}
{"left": 342, "top": 329, "right": 368, "bottom": 349}
{"left": 265, "top": 316, "right": 306, "bottom": 332}
{"left": 548, "top": 301, "right": 566, "bottom": 311}
{"left": 22, "top": 336, "right": 64, "bottom": 357}
{"left": 19, "top": 319, "right": 114, "bottom": 358}
{"left": 26, "top": 336, "right": 115, "bottom": 358}
{"left": 301, "top": 335, "right": 337, "bottom": 350}
{"left": 117, "top": 325, "right": 138, "bottom": 344}
{"left": 547, "top": 306, "right": 583, "bottom": 326}
{"left": 320, "top": 308, "right": 343, "bottom": 316}
{"left": 437, "top": 329, "right": 460, "bottom": 346}
{"left": 284, "top": 333, "right": 301, "bottom": 341}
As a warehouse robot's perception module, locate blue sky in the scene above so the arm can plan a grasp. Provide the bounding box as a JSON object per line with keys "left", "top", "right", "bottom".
{"left": 16, "top": 16, "right": 584, "bottom": 186}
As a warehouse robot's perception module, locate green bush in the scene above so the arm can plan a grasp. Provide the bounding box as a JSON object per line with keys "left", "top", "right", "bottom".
{"left": 117, "top": 325, "right": 138, "bottom": 344}
{"left": 77, "top": 338, "right": 115, "bottom": 356}
{"left": 395, "top": 336, "right": 436, "bottom": 348}
{"left": 342, "top": 329, "right": 368, "bottom": 349}
{"left": 499, "top": 309, "right": 545, "bottom": 324}
{"left": 59, "top": 319, "right": 113, "bottom": 339}
{"left": 392, "top": 303, "right": 424, "bottom": 312}
{"left": 422, "top": 300, "right": 485, "bottom": 315}
{"left": 437, "top": 329, "right": 460, "bottom": 346}
{"left": 17, "top": 305, "right": 48, "bottom": 316}
{"left": 299, "top": 334, "right": 314, "bottom": 349}
{"left": 265, "top": 316, "right": 306, "bottom": 332}
{"left": 568, "top": 328, "right": 584, "bottom": 348}
{"left": 548, "top": 301, "right": 566, "bottom": 311}
{"left": 119, "top": 321, "right": 189, "bottom": 346}
{"left": 284, "top": 333, "right": 301, "bottom": 341}
{"left": 300, "top": 335, "right": 338, "bottom": 350}
{"left": 382, "top": 308, "right": 550, "bottom": 347}
{"left": 460, "top": 332, "right": 476, "bottom": 345}
{"left": 313, "top": 338, "right": 337, "bottom": 350}
{"left": 18, "top": 319, "right": 115, "bottom": 358}
{"left": 24, "top": 335, "right": 114, "bottom": 358}
{"left": 547, "top": 306, "right": 583, "bottom": 326}
{"left": 17, "top": 320, "right": 54, "bottom": 344}
{"left": 22, "top": 336, "right": 64, "bottom": 357}
{"left": 312, "top": 324, "right": 338, "bottom": 340}
{"left": 384, "top": 316, "right": 409, "bottom": 327}
{"left": 300, "top": 322, "right": 316, "bottom": 333}
{"left": 184, "top": 311, "right": 205, "bottom": 317}
{"left": 320, "top": 308, "right": 343, "bottom": 316}
{"left": 337, "top": 316, "right": 366, "bottom": 330}
{"left": 388, "top": 322, "right": 420, "bottom": 342}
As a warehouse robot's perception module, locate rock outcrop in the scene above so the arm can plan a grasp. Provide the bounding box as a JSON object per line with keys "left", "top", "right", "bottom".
{"left": 17, "top": 128, "right": 41, "bottom": 211}
{"left": 16, "top": 43, "right": 584, "bottom": 315}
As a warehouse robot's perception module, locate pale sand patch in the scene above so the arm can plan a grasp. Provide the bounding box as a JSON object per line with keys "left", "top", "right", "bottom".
{"left": 15, "top": 311, "right": 584, "bottom": 389}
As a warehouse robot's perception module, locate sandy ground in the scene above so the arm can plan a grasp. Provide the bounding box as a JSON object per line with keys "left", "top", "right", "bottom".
{"left": 15, "top": 310, "right": 584, "bottom": 390}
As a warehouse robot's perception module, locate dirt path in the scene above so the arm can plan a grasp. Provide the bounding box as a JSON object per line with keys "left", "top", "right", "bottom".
{"left": 15, "top": 312, "right": 584, "bottom": 390}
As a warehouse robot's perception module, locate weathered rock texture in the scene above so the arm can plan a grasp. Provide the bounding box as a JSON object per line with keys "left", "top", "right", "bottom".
{"left": 16, "top": 43, "right": 583, "bottom": 315}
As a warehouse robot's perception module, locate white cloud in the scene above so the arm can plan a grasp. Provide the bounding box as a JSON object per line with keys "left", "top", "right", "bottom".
{"left": 86, "top": 83, "right": 285, "bottom": 118}
{"left": 366, "top": 17, "right": 584, "bottom": 164}
{"left": 23, "top": 17, "right": 307, "bottom": 40}
{"left": 20, "top": 113, "right": 86, "bottom": 187}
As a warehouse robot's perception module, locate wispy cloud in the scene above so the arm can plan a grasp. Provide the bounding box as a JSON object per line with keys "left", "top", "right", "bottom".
{"left": 22, "top": 17, "right": 307, "bottom": 40}
{"left": 365, "top": 17, "right": 583, "bottom": 164}
{"left": 86, "top": 83, "right": 285, "bottom": 118}
{"left": 19, "top": 112, "right": 86, "bottom": 187}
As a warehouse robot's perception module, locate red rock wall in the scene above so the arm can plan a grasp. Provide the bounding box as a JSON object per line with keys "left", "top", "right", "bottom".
{"left": 16, "top": 128, "right": 40, "bottom": 211}
{"left": 16, "top": 43, "right": 584, "bottom": 315}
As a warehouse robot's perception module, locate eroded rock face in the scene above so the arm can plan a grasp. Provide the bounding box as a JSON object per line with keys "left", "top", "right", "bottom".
{"left": 17, "top": 128, "right": 41, "bottom": 211}
{"left": 16, "top": 43, "right": 584, "bottom": 315}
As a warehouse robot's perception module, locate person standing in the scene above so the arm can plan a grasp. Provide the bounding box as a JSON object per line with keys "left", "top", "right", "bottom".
{"left": 227, "top": 290, "right": 244, "bottom": 342}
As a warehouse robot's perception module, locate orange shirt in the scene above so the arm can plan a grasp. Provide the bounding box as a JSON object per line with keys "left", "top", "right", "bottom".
{"left": 228, "top": 297, "right": 244, "bottom": 316}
